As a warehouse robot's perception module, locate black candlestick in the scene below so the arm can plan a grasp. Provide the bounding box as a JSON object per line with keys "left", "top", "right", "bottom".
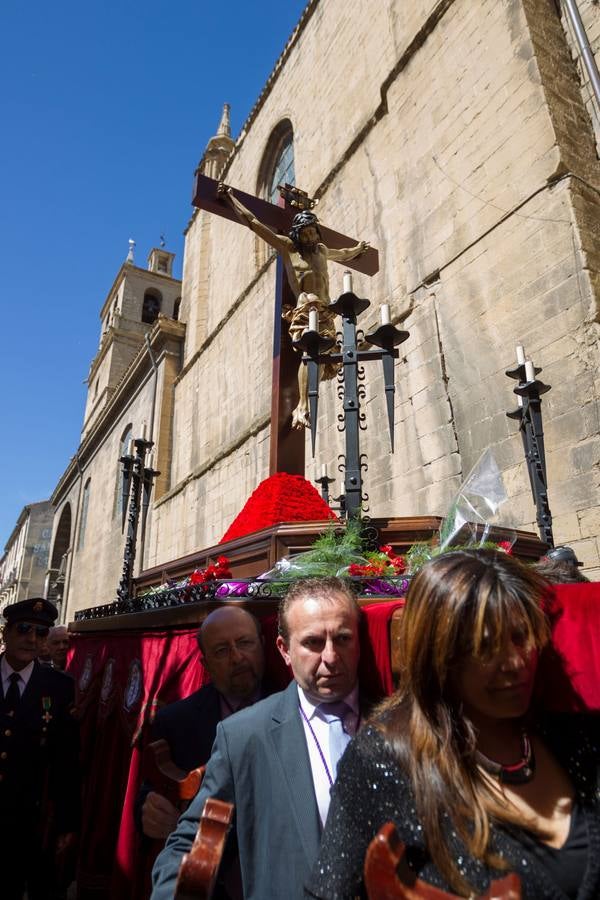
{"left": 295, "top": 289, "right": 408, "bottom": 519}
{"left": 117, "top": 437, "right": 160, "bottom": 603}
{"left": 506, "top": 357, "right": 553, "bottom": 547}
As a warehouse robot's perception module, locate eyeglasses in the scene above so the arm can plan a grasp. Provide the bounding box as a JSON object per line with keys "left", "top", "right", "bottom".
{"left": 15, "top": 622, "right": 50, "bottom": 638}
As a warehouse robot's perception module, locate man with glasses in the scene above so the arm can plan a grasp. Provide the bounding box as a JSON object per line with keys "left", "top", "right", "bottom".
{"left": 0, "top": 597, "right": 80, "bottom": 900}
{"left": 140, "top": 606, "right": 267, "bottom": 841}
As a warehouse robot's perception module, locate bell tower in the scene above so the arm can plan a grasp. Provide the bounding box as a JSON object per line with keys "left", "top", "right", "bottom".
{"left": 82, "top": 241, "right": 182, "bottom": 436}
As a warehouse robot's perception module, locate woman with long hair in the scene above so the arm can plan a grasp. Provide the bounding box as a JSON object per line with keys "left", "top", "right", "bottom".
{"left": 306, "top": 549, "right": 600, "bottom": 899}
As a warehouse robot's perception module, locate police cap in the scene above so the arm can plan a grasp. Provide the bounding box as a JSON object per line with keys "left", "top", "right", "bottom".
{"left": 2, "top": 597, "right": 58, "bottom": 627}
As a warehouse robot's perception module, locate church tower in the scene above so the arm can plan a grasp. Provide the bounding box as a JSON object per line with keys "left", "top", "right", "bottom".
{"left": 82, "top": 241, "right": 182, "bottom": 437}
{"left": 198, "top": 103, "right": 235, "bottom": 179}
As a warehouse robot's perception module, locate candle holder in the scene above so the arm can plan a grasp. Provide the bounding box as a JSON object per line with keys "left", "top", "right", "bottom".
{"left": 506, "top": 354, "right": 553, "bottom": 547}
{"left": 295, "top": 289, "right": 409, "bottom": 519}
{"left": 117, "top": 436, "right": 161, "bottom": 604}
{"left": 293, "top": 328, "right": 336, "bottom": 456}
{"left": 314, "top": 472, "right": 346, "bottom": 516}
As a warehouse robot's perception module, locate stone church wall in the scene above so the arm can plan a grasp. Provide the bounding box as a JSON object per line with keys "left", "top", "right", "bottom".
{"left": 146, "top": 0, "right": 600, "bottom": 577}
{"left": 54, "top": 369, "right": 160, "bottom": 615}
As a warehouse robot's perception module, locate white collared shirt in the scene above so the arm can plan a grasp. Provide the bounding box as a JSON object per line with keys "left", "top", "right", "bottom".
{"left": 1, "top": 656, "right": 35, "bottom": 698}
{"left": 297, "top": 683, "right": 360, "bottom": 827}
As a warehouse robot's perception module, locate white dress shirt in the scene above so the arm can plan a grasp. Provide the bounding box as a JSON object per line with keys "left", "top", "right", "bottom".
{"left": 1, "top": 656, "right": 35, "bottom": 698}
{"left": 297, "top": 683, "right": 360, "bottom": 827}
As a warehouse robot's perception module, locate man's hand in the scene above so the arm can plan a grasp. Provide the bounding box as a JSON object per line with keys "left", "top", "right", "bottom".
{"left": 217, "top": 182, "right": 232, "bottom": 198}
{"left": 357, "top": 240, "right": 370, "bottom": 254}
{"left": 142, "top": 791, "right": 180, "bottom": 839}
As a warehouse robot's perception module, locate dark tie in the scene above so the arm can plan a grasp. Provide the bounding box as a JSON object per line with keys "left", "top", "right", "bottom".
{"left": 5, "top": 672, "right": 21, "bottom": 712}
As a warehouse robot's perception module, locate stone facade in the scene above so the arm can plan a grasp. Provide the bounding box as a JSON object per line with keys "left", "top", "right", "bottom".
{"left": 48, "top": 0, "right": 600, "bottom": 619}
{"left": 151, "top": 0, "right": 600, "bottom": 574}
{"left": 0, "top": 502, "right": 53, "bottom": 615}
{"left": 48, "top": 254, "right": 184, "bottom": 620}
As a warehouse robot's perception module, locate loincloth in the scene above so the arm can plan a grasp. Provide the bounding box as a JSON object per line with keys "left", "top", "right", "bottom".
{"left": 283, "top": 296, "right": 340, "bottom": 381}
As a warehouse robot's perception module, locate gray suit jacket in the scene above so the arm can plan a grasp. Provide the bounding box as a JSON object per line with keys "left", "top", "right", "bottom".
{"left": 151, "top": 680, "right": 321, "bottom": 900}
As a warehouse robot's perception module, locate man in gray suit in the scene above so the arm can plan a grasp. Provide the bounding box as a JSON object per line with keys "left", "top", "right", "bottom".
{"left": 151, "top": 576, "right": 363, "bottom": 900}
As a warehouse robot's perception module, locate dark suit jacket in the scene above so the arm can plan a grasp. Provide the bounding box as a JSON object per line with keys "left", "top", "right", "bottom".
{"left": 136, "top": 682, "right": 222, "bottom": 833}
{"left": 0, "top": 656, "right": 80, "bottom": 835}
{"left": 151, "top": 680, "right": 322, "bottom": 900}
{"left": 152, "top": 681, "right": 223, "bottom": 772}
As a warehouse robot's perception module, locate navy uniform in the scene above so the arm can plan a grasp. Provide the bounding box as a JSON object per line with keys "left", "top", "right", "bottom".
{"left": 0, "top": 597, "right": 80, "bottom": 900}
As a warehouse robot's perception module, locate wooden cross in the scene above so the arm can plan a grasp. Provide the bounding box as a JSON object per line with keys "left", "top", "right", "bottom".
{"left": 192, "top": 172, "right": 379, "bottom": 477}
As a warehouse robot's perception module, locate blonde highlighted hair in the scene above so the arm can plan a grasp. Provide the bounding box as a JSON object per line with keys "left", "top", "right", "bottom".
{"left": 377, "top": 549, "right": 550, "bottom": 895}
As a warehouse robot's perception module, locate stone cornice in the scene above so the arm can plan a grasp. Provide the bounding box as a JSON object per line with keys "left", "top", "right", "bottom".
{"left": 51, "top": 317, "right": 186, "bottom": 506}
{"left": 87, "top": 325, "right": 145, "bottom": 384}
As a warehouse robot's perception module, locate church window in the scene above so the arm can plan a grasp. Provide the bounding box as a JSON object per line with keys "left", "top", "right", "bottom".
{"left": 142, "top": 290, "right": 162, "bottom": 325}
{"left": 256, "top": 120, "right": 295, "bottom": 266}
{"left": 77, "top": 479, "right": 91, "bottom": 551}
{"left": 115, "top": 425, "right": 132, "bottom": 517}
{"left": 173, "top": 297, "right": 181, "bottom": 320}
{"left": 268, "top": 132, "right": 295, "bottom": 203}
{"left": 260, "top": 119, "right": 295, "bottom": 204}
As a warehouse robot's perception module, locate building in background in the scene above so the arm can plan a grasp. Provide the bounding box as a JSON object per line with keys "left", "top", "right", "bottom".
{"left": 46, "top": 245, "right": 183, "bottom": 620}
{"left": 41, "top": 0, "right": 600, "bottom": 619}
{"left": 0, "top": 501, "right": 53, "bottom": 614}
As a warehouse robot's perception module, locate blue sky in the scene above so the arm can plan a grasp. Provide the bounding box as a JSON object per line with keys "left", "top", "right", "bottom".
{"left": 0, "top": 0, "right": 307, "bottom": 546}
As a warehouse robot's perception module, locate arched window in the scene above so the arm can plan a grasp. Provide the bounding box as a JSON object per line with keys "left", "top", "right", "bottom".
{"left": 50, "top": 504, "right": 72, "bottom": 571}
{"left": 115, "top": 425, "right": 132, "bottom": 517}
{"left": 259, "top": 119, "right": 295, "bottom": 203}
{"left": 267, "top": 131, "right": 295, "bottom": 203}
{"left": 256, "top": 120, "right": 295, "bottom": 267}
{"left": 142, "top": 290, "right": 162, "bottom": 325}
{"left": 77, "top": 479, "right": 91, "bottom": 551}
{"left": 173, "top": 297, "right": 181, "bottom": 321}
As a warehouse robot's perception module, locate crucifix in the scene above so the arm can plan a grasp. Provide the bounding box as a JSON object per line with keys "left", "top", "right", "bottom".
{"left": 192, "top": 171, "right": 379, "bottom": 476}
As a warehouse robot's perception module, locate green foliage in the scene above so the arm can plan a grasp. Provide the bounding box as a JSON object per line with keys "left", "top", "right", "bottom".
{"left": 438, "top": 501, "right": 459, "bottom": 549}
{"left": 405, "top": 539, "right": 504, "bottom": 575}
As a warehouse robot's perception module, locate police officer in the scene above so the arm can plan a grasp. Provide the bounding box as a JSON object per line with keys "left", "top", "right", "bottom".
{"left": 0, "top": 597, "right": 80, "bottom": 899}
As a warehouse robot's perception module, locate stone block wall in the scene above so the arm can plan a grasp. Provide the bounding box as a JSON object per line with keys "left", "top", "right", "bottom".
{"left": 143, "top": 0, "right": 600, "bottom": 579}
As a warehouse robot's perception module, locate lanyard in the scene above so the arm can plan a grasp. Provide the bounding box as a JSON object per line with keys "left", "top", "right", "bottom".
{"left": 299, "top": 703, "right": 334, "bottom": 786}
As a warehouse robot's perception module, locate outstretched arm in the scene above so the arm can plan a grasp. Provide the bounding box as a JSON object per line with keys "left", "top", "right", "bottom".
{"left": 327, "top": 240, "right": 370, "bottom": 263}
{"left": 218, "top": 183, "right": 293, "bottom": 255}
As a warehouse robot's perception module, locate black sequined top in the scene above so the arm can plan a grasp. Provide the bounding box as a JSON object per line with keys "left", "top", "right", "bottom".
{"left": 305, "top": 715, "right": 600, "bottom": 900}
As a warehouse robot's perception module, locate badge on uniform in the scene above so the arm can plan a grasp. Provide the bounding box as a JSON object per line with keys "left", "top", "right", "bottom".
{"left": 41, "top": 696, "right": 53, "bottom": 736}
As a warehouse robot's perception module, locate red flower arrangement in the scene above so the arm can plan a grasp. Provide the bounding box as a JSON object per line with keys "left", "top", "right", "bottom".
{"left": 348, "top": 544, "right": 406, "bottom": 578}
{"left": 189, "top": 556, "right": 232, "bottom": 585}
{"left": 497, "top": 541, "right": 514, "bottom": 555}
{"left": 220, "top": 472, "right": 337, "bottom": 544}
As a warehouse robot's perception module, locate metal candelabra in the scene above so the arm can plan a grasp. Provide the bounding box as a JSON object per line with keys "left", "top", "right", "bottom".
{"left": 296, "top": 277, "right": 409, "bottom": 519}
{"left": 314, "top": 471, "right": 346, "bottom": 516}
{"left": 117, "top": 436, "right": 160, "bottom": 603}
{"left": 506, "top": 347, "right": 554, "bottom": 547}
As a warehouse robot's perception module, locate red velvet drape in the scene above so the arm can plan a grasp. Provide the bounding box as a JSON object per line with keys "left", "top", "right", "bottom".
{"left": 69, "top": 629, "right": 210, "bottom": 899}
{"left": 538, "top": 582, "right": 600, "bottom": 710}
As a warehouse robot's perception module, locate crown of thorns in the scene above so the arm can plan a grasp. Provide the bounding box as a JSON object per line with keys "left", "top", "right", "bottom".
{"left": 289, "top": 210, "right": 321, "bottom": 246}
